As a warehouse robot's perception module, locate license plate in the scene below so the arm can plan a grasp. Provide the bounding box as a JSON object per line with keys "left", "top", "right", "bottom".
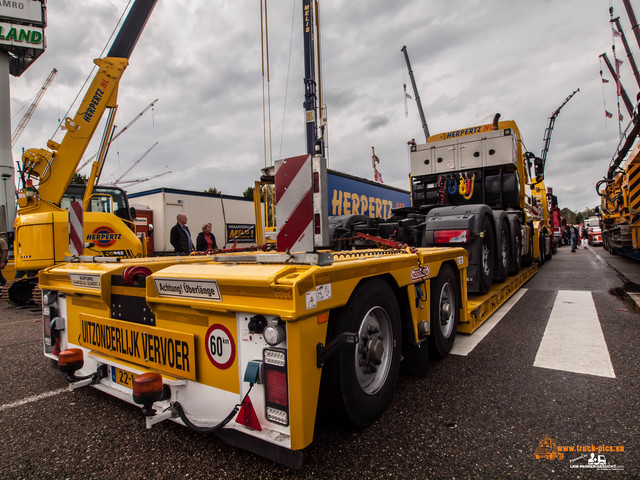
{"left": 111, "top": 366, "right": 137, "bottom": 389}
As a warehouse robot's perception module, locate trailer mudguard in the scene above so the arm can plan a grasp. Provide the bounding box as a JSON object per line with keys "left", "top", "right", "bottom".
{"left": 423, "top": 204, "right": 494, "bottom": 292}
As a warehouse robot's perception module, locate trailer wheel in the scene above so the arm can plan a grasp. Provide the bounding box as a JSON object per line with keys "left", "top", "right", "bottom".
{"left": 545, "top": 230, "right": 553, "bottom": 260}
{"left": 538, "top": 231, "right": 546, "bottom": 265}
{"left": 522, "top": 228, "right": 533, "bottom": 266}
{"left": 478, "top": 215, "right": 495, "bottom": 294}
{"left": 495, "top": 220, "right": 510, "bottom": 282}
{"left": 508, "top": 218, "right": 522, "bottom": 274}
{"left": 429, "top": 264, "right": 460, "bottom": 359}
{"left": 323, "top": 278, "right": 402, "bottom": 427}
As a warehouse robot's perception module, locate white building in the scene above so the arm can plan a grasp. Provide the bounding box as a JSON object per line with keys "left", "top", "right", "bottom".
{"left": 128, "top": 187, "right": 259, "bottom": 254}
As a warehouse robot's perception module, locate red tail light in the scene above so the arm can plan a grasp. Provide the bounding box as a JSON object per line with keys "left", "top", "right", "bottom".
{"left": 265, "top": 369, "right": 288, "bottom": 405}
{"left": 263, "top": 348, "right": 289, "bottom": 425}
{"left": 434, "top": 229, "right": 470, "bottom": 244}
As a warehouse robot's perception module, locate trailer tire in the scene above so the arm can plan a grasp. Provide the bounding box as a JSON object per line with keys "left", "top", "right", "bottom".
{"left": 429, "top": 264, "right": 460, "bottom": 359}
{"left": 522, "top": 228, "right": 533, "bottom": 267}
{"left": 508, "top": 218, "right": 522, "bottom": 275}
{"left": 478, "top": 215, "right": 495, "bottom": 294}
{"left": 545, "top": 230, "right": 553, "bottom": 260}
{"left": 323, "top": 278, "right": 402, "bottom": 427}
{"left": 495, "top": 220, "right": 510, "bottom": 283}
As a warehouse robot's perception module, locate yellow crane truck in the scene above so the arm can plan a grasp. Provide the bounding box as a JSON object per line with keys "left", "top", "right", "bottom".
{"left": 597, "top": 117, "right": 640, "bottom": 261}
{"left": 6, "top": 0, "right": 157, "bottom": 305}
{"left": 36, "top": 0, "right": 549, "bottom": 468}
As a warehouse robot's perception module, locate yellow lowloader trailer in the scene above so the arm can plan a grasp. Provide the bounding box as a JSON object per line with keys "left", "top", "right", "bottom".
{"left": 38, "top": 153, "right": 537, "bottom": 468}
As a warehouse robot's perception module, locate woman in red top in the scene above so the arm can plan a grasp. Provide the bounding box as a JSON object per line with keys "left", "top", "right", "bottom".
{"left": 196, "top": 222, "right": 218, "bottom": 251}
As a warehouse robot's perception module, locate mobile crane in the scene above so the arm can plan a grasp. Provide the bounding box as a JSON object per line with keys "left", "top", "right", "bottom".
{"left": 595, "top": 0, "right": 640, "bottom": 261}
{"left": 37, "top": 0, "right": 542, "bottom": 468}
{"left": 6, "top": 0, "right": 156, "bottom": 305}
{"left": 597, "top": 118, "right": 640, "bottom": 260}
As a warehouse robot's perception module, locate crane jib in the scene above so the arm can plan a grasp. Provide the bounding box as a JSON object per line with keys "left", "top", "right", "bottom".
{"left": 82, "top": 80, "right": 109, "bottom": 124}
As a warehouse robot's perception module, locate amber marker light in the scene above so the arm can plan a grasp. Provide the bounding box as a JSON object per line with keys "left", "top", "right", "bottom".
{"left": 132, "top": 372, "right": 167, "bottom": 415}
{"left": 57, "top": 348, "right": 84, "bottom": 375}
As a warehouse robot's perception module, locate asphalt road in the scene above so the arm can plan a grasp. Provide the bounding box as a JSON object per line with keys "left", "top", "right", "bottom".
{"left": 0, "top": 244, "right": 638, "bottom": 479}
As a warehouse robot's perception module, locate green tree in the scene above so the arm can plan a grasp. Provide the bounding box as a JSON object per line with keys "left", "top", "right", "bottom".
{"left": 560, "top": 207, "right": 576, "bottom": 224}
{"left": 204, "top": 187, "right": 221, "bottom": 195}
{"left": 580, "top": 207, "right": 596, "bottom": 219}
{"left": 242, "top": 186, "right": 254, "bottom": 199}
{"left": 71, "top": 173, "right": 88, "bottom": 184}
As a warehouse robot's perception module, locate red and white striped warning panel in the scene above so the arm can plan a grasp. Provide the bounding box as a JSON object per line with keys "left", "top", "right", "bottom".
{"left": 69, "top": 201, "right": 84, "bottom": 256}
{"left": 275, "top": 154, "right": 313, "bottom": 252}
{"left": 531, "top": 205, "right": 542, "bottom": 218}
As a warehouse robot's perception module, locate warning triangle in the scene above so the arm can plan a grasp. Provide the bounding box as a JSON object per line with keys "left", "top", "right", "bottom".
{"left": 235, "top": 396, "right": 262, "bottom": 431}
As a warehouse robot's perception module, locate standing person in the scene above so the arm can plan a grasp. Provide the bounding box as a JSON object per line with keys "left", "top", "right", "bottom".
{"left": 0, "top": 236, "right": 8, "bottom": 286}
{"left": 570, "top": 224, "right": 579, "bottom": 253}
{"left": 582, "top": 227, "right": 590, "bottom": 249}
{"left": 196, "top": 222, "right": 218, "bottom": 251}
{"left": 170, "top": 213, "right": 194, "bottom": 255}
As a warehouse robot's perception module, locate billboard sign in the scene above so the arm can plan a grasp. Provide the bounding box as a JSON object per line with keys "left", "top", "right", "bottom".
{"left": 0, "top": 22, "right": 43, "bottom": 49}
{"left": 0, "top": 1, "right": 45, "bottom": 25}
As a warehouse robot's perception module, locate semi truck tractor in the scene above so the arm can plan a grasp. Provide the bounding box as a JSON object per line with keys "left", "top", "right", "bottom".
{"left": 332, "top": 114, "right": 551, "bottom": 294}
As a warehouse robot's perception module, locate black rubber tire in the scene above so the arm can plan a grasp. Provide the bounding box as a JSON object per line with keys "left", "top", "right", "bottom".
{"left": 8, "top": 279, "right": 35, "bottom": 306}
{"left": 538, "top": 232, "right": 546, "bottom": 265}
{"left": 429, "top": 264, "right": 460, "bottom": 359}
{"left": 545, "top": 230, "right": 553, "bottom": 260}
{"left": 522, "top": 228, "right": 533, "bottom": 267}
{"left": 322, "top": 278, "right": 402, "bottom": 427}
{"left": 508, "top": 218, "right": 522, "bottom": 275}
{"left": 495, "top": 220, "right": 510, "bottom": 283}
{"left": 477, "top": 215, "right": 495, "bottom": 294}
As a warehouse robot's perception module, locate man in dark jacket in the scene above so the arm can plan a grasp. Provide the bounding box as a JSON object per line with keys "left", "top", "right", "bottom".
{"left": 170, "top": 213, "right": 194, "bottom": 254}
{"left": 570, "top": 224, "right": 579, "bottom": 253}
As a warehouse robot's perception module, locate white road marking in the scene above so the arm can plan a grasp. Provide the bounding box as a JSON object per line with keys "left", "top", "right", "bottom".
{"left": 533, "top": 290, "right": 615, "bottom": 378}
{"left": 0, "top": 387, "right": 68, "bottom": 412}
{"left": 451, "top": 288, "right": 528, "bottom": 356}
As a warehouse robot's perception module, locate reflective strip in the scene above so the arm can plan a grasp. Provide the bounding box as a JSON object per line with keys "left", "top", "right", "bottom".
{"left": 275, "top": 155, "right": 313, "bottom": 251}
{"left": 69, "top": 201, "right": 84, "bottom": 255}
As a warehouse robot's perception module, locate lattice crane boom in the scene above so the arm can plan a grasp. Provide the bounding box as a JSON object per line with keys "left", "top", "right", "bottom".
{"left": 77, "top": 98, "right": 159, "bottom": 172}
{"left": 540, "top": 88, "right": 580, "bottom": 167}
{"left": 11, "top": 68, "right": 58, "bottom": 148}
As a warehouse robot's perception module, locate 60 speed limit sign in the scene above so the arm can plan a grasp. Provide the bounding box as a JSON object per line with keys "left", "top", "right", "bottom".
{"left": 204, "top": 324, "right": 236, "bottom": 369}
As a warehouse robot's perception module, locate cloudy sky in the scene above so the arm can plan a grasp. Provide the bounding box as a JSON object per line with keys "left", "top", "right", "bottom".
{"left": 8, "top": 0, "right": 638, "bottom": 212}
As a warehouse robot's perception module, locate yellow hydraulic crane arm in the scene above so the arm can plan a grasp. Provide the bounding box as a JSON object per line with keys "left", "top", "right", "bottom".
{"left": 18, "top": 0, "right": 157, "bottom": 210}
{"left": 21, "top": 57, "right": 128, "bottom": 206}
